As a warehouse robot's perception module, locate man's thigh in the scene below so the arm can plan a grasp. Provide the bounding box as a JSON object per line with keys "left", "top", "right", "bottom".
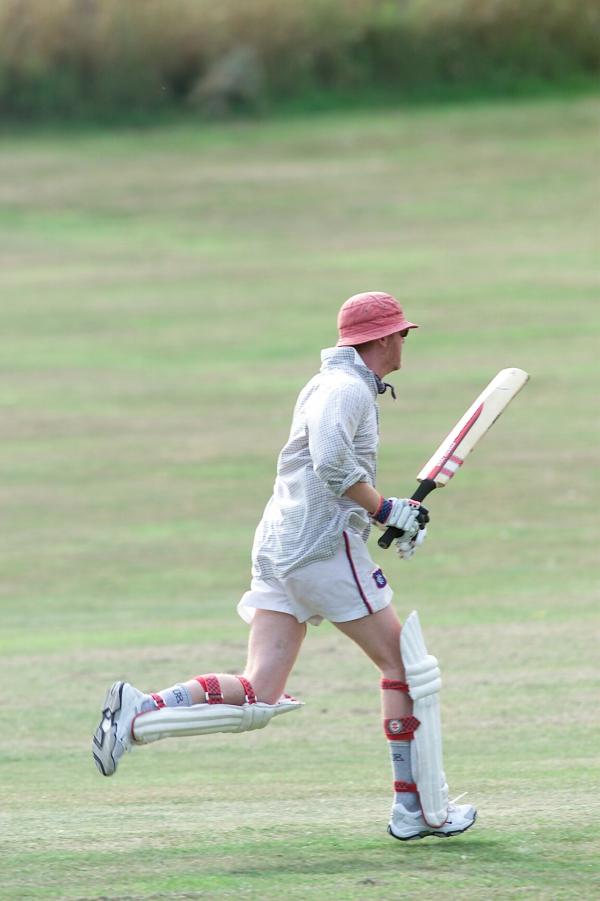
{"left": 244, "top": 609, "right": 307, "bottom": 704}
{"left": 333, "top": 605, "right": 404, "bottom": 675}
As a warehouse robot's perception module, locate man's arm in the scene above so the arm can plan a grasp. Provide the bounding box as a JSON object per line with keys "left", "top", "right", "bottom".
{"left": 343, "top": 481, "right": 381, "bottom": 515}
{"left": 306, "top": 384, "right": 371, "bottom": 497}
{"left": 306, "top": 385, "right": 426, "bottom": 533}
{"left": 344, "top": 481, "right": 429, "bottom": 535}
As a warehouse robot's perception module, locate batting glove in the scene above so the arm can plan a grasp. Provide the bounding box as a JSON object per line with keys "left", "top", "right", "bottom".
{"left": 396, "top": 526, "right": 427, "bottom": 561}
{"left": 370, "top": 496, "right": 427, "bottom": 536}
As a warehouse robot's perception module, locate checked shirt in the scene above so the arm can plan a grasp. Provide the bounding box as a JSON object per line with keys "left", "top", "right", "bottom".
{"left": 251, "top": 346, "right": 383, "bottom": 580}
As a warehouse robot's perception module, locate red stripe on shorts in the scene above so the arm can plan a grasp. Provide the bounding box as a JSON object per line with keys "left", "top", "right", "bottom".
{"left": 342, "top": 531, "right": 373, "bottom": 614}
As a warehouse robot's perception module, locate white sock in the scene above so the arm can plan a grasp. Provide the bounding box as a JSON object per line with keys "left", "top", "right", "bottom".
{"left": 152, "top": 684, "right": 193, "bottom": 708}
{"left": 389, "top": 740, "right": 420, "bottom": 813}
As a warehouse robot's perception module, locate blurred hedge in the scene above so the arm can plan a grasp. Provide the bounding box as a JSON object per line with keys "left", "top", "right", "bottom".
{"left": 0, "top": 0, "right": 598, "bottom": 120}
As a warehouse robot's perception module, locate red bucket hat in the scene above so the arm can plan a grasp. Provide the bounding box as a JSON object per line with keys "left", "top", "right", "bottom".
{"left": 337, "top": 291, "right": 418, "bottom": 346}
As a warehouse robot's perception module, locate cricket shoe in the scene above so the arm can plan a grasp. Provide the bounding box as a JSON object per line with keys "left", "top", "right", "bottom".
{"left": 92, "top": 681, "right": 155, "bottom": 777}
{"left": 388, "top": 799, "right": 477, "bottom": 841}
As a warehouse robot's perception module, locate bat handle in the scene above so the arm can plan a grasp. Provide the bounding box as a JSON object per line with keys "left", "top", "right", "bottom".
{"left": 377, "top": 479, "right": 438, "bottom": 550}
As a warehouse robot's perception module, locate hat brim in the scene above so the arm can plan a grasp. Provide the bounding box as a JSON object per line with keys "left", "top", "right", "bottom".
{"left": 337, "top": 319, "right": 418, "bottom": 346}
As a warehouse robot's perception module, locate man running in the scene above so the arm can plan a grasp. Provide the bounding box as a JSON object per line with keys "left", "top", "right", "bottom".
{"left": 93, "top": 291, "right": 476, "bottom": 842}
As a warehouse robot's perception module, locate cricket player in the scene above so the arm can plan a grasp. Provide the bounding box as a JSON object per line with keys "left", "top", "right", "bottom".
{"left": 93, "top": 291, "right": 476, "bottom": 842}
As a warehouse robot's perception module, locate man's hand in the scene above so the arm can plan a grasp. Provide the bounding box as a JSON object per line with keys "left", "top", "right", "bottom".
{"left": 396, "top": 526, "right": 427, "bottom": 560}
{"left": 370, "top": 496, "right": 428, "bottom": 535}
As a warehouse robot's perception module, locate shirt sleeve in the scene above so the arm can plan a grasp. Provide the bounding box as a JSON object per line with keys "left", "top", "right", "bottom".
{"left": 305, "top": 381, "right": 372, "bottom": 497}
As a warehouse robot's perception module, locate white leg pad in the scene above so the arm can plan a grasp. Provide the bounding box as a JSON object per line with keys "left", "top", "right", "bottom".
{"left": 132, "top": 696, "right": 303, "bottom": 744}
{"left": 401, "top": 610, "right": 449, "bottom": 828}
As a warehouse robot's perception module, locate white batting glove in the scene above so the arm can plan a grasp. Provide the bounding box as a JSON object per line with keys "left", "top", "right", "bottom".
{"left": 370, "top": 496, "right": 422, "bottom": 536}
{"left": 396, "top": 526, "right": 427, "bottom": 561}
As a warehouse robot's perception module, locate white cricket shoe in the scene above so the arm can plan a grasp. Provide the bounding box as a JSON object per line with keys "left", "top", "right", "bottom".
{"left": 92, "top": 681, "right": 154, "bottom": 777}
{"left": 388, "top": 800, "right": 477, "bottom": 841}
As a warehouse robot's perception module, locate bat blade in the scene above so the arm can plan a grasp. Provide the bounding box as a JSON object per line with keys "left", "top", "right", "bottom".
{"left": 377, "top": 367, "right": 529, "bottom": 549}
{"left": 417, "top": 368, "right": 529, "bottom": 487}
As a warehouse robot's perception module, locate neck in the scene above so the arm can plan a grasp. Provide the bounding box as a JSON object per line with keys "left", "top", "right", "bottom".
{"left": 355, "top": 347, "right": 387, "bottom": 378}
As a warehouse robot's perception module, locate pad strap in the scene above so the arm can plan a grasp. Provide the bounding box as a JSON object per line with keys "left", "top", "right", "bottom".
{"left": 235, "top": 675, "right": 257, "bottom": 704}
{"left": 384, "top": 715, "right": 420, "bottom": 741}
{"left": 151, "top": 693, "right": 166, "bottom": 709}
{"left": 380, "top": 678, "right": 409, "bottom": 693}
{"left": 394, "top": 780, "right": 418, "bottom": 793}
{"left": 195, "top": 674, "right": 223, "bottom": 704}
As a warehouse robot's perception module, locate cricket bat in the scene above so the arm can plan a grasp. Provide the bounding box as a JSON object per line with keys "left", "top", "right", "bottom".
{"left": 378, "top": 367, "right": 530, "bottom": 549}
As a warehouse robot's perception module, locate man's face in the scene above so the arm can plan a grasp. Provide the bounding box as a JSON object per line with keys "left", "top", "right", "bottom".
{"left": 387, "top": 329, "right": 408, "bottom": 372}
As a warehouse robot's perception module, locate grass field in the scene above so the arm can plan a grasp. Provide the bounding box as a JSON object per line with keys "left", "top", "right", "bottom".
{"left": 1, "top": 95, "right": 599, "bottom": 900}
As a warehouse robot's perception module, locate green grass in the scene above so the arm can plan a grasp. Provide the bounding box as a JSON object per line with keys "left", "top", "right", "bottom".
{"left": 1, "top": 95, "right": 599, "bottom": 899}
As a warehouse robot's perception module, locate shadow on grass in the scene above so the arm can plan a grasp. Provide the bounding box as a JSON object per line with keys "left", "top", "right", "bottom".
{"left": 221, "top": 832, "right": 513, "bottom": 878}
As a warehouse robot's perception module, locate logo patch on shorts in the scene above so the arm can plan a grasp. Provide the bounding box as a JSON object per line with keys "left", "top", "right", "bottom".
{"left": 372, "top": 568, "right": 387, "bottom": 589}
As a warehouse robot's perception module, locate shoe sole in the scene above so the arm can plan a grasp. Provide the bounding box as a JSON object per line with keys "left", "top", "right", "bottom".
{"left": 92, "top": 681, "right": 125, "bottom": 777}
{"left": 388, "top": 810, "right": 477, "bottom": 842}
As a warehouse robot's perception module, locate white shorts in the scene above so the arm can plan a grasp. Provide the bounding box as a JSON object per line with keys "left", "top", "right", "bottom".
{"left": 237, "top": 529, "right": 393, "bottom": 626}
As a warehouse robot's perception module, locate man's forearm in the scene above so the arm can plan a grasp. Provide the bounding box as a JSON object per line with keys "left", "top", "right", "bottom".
{"left": 343, "top": 481, "right": 382, "bottom": 515}
{"left": 345, "top": 481, "right": 429, "bottom": 539}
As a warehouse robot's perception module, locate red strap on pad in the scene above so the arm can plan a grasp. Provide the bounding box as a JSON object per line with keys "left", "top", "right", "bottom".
{"left": 195, "top": 674, "right": 224, "bottom": 704}
{"left": 394, "top": 780, "right": 418, "bottom": 793}
{"left": 384, "top": 715, "right": 420, "bottom": 741}
{"left": 235, "top": 675, "right": 257, "bottom": 704}
{"left": 380, "top": 678, "right": 410, "bottom": 693}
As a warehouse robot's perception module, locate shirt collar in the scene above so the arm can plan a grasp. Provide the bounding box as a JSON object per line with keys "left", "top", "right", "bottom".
{"left": 320, "top": 346, "right": 396, "bottom": 399}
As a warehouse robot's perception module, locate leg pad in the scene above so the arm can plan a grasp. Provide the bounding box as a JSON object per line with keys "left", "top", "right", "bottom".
{"left": 401, "top": 610, "right": 449, "bottom": 828}
{"left": 132, "top": 695, "right": 302, "bottom": 744}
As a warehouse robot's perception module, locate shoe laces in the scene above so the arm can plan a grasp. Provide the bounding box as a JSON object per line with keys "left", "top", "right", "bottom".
{"left": 449, "top": 792, "right": 468, "bottom": 808}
